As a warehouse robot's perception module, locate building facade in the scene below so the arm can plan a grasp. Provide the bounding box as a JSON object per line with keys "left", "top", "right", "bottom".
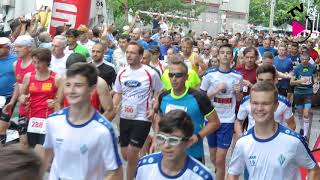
{"left": 188, "top": 0, "right": 250, "bottom": 36}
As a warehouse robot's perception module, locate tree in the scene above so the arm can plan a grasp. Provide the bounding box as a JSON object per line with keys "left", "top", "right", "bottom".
{"left": 108, "top": 0, "right": 206, "bottom": 30}
{"left": 249, "top": 0, "right": 306, "bottom": 27}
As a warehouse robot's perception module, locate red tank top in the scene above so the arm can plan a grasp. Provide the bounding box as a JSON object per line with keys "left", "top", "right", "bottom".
{"left": 16, "top": 58, "right": 35, "bottom": 116}
{"left": 63, "top": 89, "right": 101, "bottom": 110}
{"left": 27, "top": 72, "right": 57, "bottom": 119}
{"left": 15, "top": 58, "right": 35, "bottom": 84}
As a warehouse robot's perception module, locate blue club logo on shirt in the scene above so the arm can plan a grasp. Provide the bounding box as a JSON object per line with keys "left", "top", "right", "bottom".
{"left": 278, "top": 154, "right": 286, "bottom": 166}
{"left": 80, "top": 144, "right": 88, "bottom": 154}
{"left": 249, "top": 155, "right": 257, "bottom": 166}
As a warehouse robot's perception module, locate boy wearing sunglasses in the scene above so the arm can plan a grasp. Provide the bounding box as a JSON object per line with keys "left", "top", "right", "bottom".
{"left": 155, "top": 58, "right": 220, "bottom": 163}
{"left": 136, "top": 109, "right": 214, "bottom": 180}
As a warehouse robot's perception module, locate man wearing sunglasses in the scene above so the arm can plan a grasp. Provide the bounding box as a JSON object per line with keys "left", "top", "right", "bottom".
{"left": 155, "top": 58, "right": 220, "bottom": 163}
{"left": 136, "top": 109, "right": 214, "bottom": 180}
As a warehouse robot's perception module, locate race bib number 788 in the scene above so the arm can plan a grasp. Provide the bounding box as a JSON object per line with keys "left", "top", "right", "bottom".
{"left": 27, "top": 118, "right": 46, "bottom": 134}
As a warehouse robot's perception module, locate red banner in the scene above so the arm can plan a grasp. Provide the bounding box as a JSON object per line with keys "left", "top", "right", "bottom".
{"left": 49, "top": 0, "right": 91, "bottom": 35}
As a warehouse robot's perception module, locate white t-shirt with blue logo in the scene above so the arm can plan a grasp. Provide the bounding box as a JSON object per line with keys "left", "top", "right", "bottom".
{"left": 200, "top": 68, "right": 243, "bottom": 123}
{"left": 237, "top": 95, "right": 293, "bottom": 129}
{"left": 135, "top": 152, "right": 214, "bottom": 180}
{"left": 228, "top": 124, "right": 316, "bottom": 180}
{"left": 44, "top": 108, "right": 122, "bottom": 180}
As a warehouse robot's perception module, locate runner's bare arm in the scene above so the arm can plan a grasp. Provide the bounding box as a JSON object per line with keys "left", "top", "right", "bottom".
{"left": 286, "top": 116, "right": 296, "bottom": 130}
{"left": 308, "top": 165, "right": 320, "bottom": 180}
{"left": 42, "top": 148, "right": 54, "bottom": 176}
{"left": 10, "top": 24, "right": 22, "bottom": 41}
{"left": 234, "top": 82, "right": 243, "bottom": 102}
{"left": 149, "top": 95, "right": 161, "bottom": 153}
{"left": 195, "top": 55, "right": 207, "bottom": 72}
{"left": 277, "top": 71, "right": 291, "bottom": 79}
{"left": 313, "top": 74, "right": 318, "bottom": 83}
{"left": 234, "top": 119, "right": 244, "bottom": 139}
{"left": 19, "top": 19, "right": 27, "bottom": 36}
{"left": 54, "top": 75, "right": 63, "bottom": 111}
{"left": 189, "top": 110, "right": 220, "bottom": 146}
{"left": 104, "top": 167, "right": 123, "bottom": 180}
{"left": 151, "top": 94, "right": 161, "bottom": 132}
{"left": 97, "top": 78, "right": 115, "bottom": 120}
{"left": 147, "top": 92, "right": 160, "bottom": 121}
{"left": 227, "top": 174, "right": 240, "bottom": 180}
{"left": 18, "top": 73, "right": 31, "bottom": 104}
{"left": 290, "top": 74, "right": 304, "bottom": 85}
{"left": 55, "top": 76, "right": 65, "bottom": 110}
{"left": 112, "top": 92, "right": 122, "bottom": 115}
{"left": 206, "top": 83, "right": 226, "bottom": 98}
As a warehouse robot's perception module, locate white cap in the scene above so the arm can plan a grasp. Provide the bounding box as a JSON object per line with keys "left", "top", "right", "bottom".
{"left": 0, "top": 37, "right": 11, "bottom": 45}
{"left": 14, "top": 35, "right": 35, "bottom": 47}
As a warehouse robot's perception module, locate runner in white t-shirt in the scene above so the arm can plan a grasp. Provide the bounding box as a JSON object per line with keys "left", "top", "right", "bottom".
{"left": 43, "top": 63, "right": 123, "bottom": 180}
{"left": 228, "top": 82, "right": 319, "bottom": 180}
{"left": 113, "top": 41, "right": 163, "bottom": 180}
{"left": 200, "top": 44, "right": 243, "bottom": 180}
{"left": 50, "top": 35, "right": 71, "bottom": 76}
{"left": 135, "top": 110, "right": 214, "bottom": 180}
{"left": 149, "top": 46, "right": 165, "bottom": 75}
{"left": 113, "top": 34, "right": 130, "bottom": 72}
{"left": 234, "top": 64, "right": 296, "bottom": 138}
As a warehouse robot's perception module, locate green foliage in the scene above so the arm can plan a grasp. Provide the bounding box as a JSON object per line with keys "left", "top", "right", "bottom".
{"left": 108, "top": 0, "right": 207, "bottom": 28}
{"left": 249, "top": 0, "right": 306, "bottom": 27}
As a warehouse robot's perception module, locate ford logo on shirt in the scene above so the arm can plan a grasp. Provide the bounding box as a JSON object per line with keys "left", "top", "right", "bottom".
{"left": 124, "top": 80, "right": 141, "bottom": 87}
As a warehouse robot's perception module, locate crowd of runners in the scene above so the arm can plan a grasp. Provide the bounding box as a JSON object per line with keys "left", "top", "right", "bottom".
{"left": 0, "top": 13, "right": 320, "bottom": 180}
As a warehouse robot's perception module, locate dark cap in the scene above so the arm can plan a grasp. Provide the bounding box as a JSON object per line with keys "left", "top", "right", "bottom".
{"left": 65, "top": 29, "right": 80, "bottom": 38}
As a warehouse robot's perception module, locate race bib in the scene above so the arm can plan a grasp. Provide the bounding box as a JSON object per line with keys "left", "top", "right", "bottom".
{"left": 213, "top": 95, "right": 232, "bottom": 108}
{"left": 165, "top": 104, "right": 187, "bottom": 113}
{"left": 0, "top": 96, "right": 6, "bottom": 109}
{"left": 301, "top": 76, "right": 312, "bottom": 85}
{"left": 121, "top": 103, "right": 138, "bottom": 119}
{"left": 242, "top": 86, "right": 248, "bottom": 93}
{"left": 27, "top": 118, "right": 46, "bottom": 134}
{"left": 6, "top": 129, "right": 19, "bottom": 143}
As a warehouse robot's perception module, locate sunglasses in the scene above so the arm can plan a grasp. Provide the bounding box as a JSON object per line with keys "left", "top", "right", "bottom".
{"left": 156, "top": 133, "right": 188, "bottom": 146}
{"left": 168, "top": 72, "right": 184, "bottom": 78}
{"left": 204, "top": 48, "right": 211, "bottom": 50}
